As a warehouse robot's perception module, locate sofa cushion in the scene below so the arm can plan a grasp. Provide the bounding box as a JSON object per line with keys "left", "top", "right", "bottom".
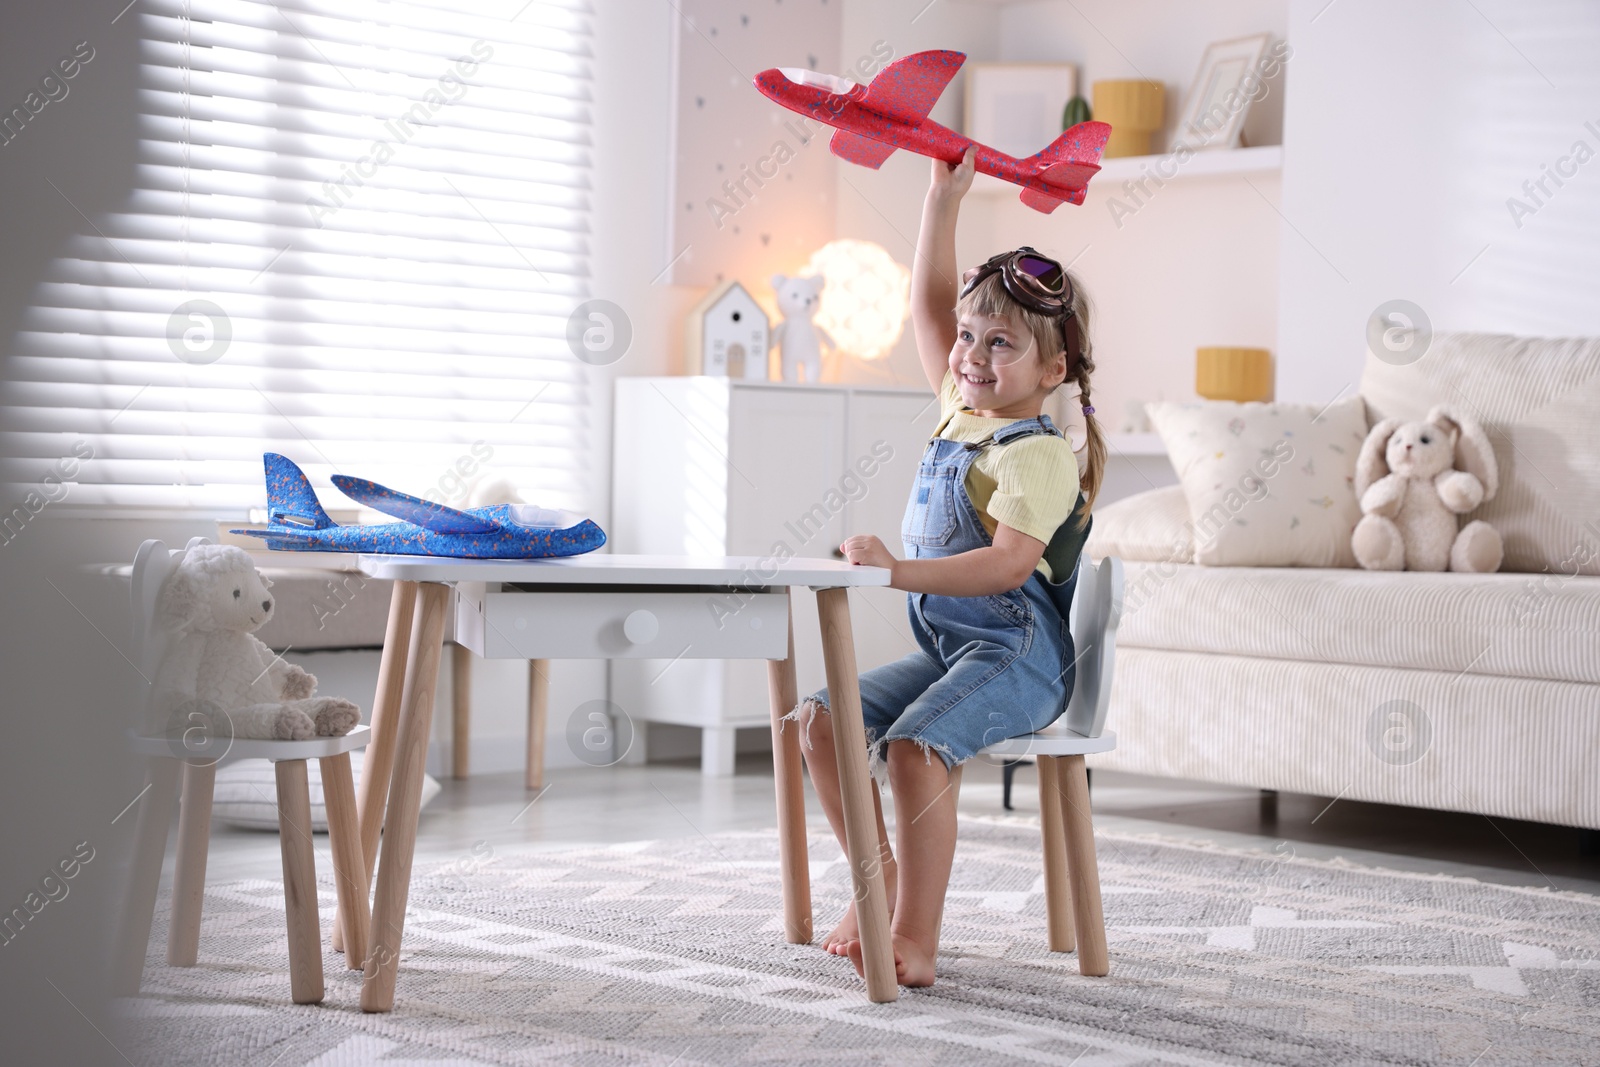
{"left": 1119, "top": 561, "right": 1600, "bottom": 685}
{"left": 1145, "top": 396, "right": 1369, "bottom": 567}
{"left": 1086, "top": 485, "right": 1194, "bottom": 564}
{"left": 1360, "top": 331, "right": 1600, "bottom": 575}
{"left": 251, "top": 566, "right": 393, "bottom": 651}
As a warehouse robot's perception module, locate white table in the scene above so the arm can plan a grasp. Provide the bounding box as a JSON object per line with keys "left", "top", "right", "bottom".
{"left": 344, "top": 553, "right": 901, "bottom": 1009}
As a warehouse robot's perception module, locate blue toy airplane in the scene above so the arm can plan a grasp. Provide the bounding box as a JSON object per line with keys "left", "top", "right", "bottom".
{"left": 231, "top": 453, "right": 606, "bottom": 559}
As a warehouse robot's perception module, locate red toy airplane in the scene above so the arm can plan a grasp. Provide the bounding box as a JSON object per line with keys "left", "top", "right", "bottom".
{"left": 753, "top": 50, "right": 1111, "bottom": 213}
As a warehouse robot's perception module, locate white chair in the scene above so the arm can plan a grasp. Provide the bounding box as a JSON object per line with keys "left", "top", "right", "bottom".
{"left": 976, "top": 554, "right": 1123, "bottom": 976}
{"left": 114, "top": 538, "right": 371, "bottom": 1004}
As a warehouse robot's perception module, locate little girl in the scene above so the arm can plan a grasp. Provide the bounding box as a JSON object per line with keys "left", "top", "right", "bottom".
{"left": 791, "top": 146, "right": 1105, "bottom": 987}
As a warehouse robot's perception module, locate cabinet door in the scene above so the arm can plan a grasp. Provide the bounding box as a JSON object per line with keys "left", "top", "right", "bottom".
{"left": 724, "top": 387, "right": 848, "bottom": 713}
{"left": 845, "top": 389, "right": 939, "bottom": 675}
{"left": 726, "top": 386, "right": 848, "bottom": 555}
{"left": 613, "top": 377, "right": 733, "bottom": 555}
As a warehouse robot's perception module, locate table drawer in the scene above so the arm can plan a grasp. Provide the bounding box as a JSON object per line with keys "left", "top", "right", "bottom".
{"left": 454, "top": 586, "right": 790, "bottom": 660}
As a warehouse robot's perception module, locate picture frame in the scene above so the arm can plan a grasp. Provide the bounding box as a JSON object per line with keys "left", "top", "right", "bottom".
{"left": 963, "top": 63, "right": 1078, "bottom": 160}
{"left": 1175, "top": 34, "right": 1272, "bottom": 150}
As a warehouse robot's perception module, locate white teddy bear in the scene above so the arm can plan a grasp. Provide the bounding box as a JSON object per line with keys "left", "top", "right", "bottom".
{"left": 770, "top": 273, "right": 833, "bottom": 384}
{"left": 1351, "top": 404, "right": 1503, "bottom": 573}
{"left": 153, "top": 544, "right": 361, "bottom": 740}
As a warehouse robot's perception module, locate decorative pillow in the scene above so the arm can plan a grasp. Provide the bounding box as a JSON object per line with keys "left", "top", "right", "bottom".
{"left": 1145, "top": 396, "right": 1369, "bottom": 567}
{"left": 212, "top": 749, "right": 441, "bottom": 832}
{"left": 1086, "top": 485, "right": 1194, "bottom": 564}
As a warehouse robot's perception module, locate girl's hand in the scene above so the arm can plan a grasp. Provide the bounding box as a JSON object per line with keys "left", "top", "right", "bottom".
{"left": 929, "top": 144, "right": 977, "bottom": 202}
{"left": 840, "top": 534, "right": 896, "bottom": 571}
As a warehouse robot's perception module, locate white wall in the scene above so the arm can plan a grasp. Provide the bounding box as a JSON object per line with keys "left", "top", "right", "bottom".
{"left": 1277, "top": 0, "right": 1600, "bottom": 404}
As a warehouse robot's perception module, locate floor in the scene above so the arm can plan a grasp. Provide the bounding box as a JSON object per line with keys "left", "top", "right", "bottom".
{"left": 198, "top": 755, "right": 1600, "bottom": 897}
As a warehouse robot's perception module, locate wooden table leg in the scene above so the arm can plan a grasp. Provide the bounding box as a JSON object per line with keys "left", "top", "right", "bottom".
{"left": 1036, "top": 755, "right": 1076, "bottom": 954}
{"left": 113, "top": 757, "right": 181, "bottom": 994}
{"left": 275, "top": 759, "right": 325, "bottom": 1004}
{"left": 1060, "top": 754, "right": 1108, "bottom": 976}
{"left": 166, "top": 760, "right": 216, "bottom": 966}
{"left": 361, "top": 581, "right": 450, "bottom": 1013}
{"left": 334, "top": 580, "right": 416, "bottom": 956}
{"left": 321, "top": 751, "right": 369, "bottom": 970}
{"left": 766, "top": 597, "right": 812, "bottom": 944}
{"left": 451, "top": 643, "right": 471, "bottom": 779}
{"left": 814, "top": 587, "right": 897, "bottom": 1003}
{"left": 526, "top": 659, "right": 549, "bottom": 790}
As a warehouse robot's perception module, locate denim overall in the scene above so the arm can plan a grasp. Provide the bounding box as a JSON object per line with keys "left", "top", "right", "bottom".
{"left": 803, "top": 414, "right": 1092, "bottom": 771}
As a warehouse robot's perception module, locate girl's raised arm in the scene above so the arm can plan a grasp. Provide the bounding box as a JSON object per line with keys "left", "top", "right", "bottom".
{"left": 910, "top": 146, "right": 976, "bottom": 393}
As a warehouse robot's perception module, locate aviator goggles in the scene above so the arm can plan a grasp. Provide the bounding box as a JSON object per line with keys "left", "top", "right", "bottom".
{"left": 958, "top": 247, "right": 1080, "bottom": 369}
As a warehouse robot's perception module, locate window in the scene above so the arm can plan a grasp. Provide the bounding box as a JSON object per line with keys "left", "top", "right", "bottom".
{"left": 5, "top": 0, "right": 595, "bottom": 517}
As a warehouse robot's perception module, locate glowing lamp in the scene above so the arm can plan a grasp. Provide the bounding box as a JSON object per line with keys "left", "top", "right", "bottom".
{"left": 802, "top": 240, "right": 911, "bottom": 361}
{"left": 1196, "top": 346, "right": 1274, "bottom": 402}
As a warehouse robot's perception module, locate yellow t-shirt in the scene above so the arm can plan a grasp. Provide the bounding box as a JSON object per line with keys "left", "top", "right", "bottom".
{"left": 934, "top": 371, "right": 1080, "bottom": 579}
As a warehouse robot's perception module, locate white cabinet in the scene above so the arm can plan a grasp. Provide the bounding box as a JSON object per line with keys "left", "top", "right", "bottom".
{"left": 612, "top": 377, "right": 933, "bottom": 774}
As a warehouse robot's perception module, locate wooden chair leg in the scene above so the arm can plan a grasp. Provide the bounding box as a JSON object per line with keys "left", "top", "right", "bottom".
{"left": 526, "top": 659, "right": 549, "bottom": 790}
{"left": 362, "top": 581, "right": 450, "bottom": 1013}
{"left": 321, "top": 752, "right": 369, "bottom": 970}
{"left": 113, "top": 757, "right": 181, "bottom": 994}
{"left": 1059, "top": 754, "right": 1108, "bottom": 976}
{"left": 766, "top": 599, "right": 812, "bottom": 944}
{"left": 451, "top": 643, "right": 471, "bottom": 779}
{"left": 275, "top": 759, "right": 325, "bottom": 1004}
{"left": 1036, "top": 755, "right": 1076, "bottom": 953}
{"left": 815, "top": 587, "right": 897, "bottom": 1003}
{"left": 166, "top": 760, "right": 217, "bottom": 966}
{"left": 335, "top": 580, "right": 416, "bottom": 955}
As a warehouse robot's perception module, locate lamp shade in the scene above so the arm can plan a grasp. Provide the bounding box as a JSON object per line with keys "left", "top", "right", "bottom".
{"left": 1196, "top": 346, "right": 1273, "bottom": 402}
{"left": 803, "top": 240, "right": 911, "bottom": 361}
{"left": 1092, "top": 79, "right": 1165, "bottom": 158}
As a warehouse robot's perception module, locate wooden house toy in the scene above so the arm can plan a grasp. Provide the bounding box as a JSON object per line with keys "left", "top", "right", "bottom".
{"left": 684, "top": 281, "right": 770, "bottom": 379}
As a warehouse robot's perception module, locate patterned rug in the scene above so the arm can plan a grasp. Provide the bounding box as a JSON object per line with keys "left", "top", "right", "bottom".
{"left": 117, "top": 818, "right": 1600, "bottom": 1066}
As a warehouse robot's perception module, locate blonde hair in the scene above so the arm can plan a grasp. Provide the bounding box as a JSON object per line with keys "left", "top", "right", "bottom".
{"left": 955, "top": 269, "right": 1105, "bottom": 526}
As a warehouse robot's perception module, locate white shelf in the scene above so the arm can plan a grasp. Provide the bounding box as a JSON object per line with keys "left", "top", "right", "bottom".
{"left": 971, "top": 144, "right": 1282, "bottom": 198}
{"left": 1105, "top": 432, "right": 1168, "bottom": 457}
{"left": 1097, "top": 143, "right": 1282, "bottom": 182}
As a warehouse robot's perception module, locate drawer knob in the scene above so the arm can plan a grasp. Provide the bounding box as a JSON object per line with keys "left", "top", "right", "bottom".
{"left": 623, "top": 609, "right": 659, "bottom": 644}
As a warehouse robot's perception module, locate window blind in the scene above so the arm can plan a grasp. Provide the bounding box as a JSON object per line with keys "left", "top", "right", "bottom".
{"left": 3, "top": 0, "right": 595, "bottom": 517}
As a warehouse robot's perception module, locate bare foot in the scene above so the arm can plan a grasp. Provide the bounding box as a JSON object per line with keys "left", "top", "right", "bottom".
{"left": 822, "top": 866, "right": 896, "bottom": 955}
{"left": 843, "top": 930, "right": 938, "bottom": 988}
{"left": 823, "top": 899, "right": 879, "bottom": 955}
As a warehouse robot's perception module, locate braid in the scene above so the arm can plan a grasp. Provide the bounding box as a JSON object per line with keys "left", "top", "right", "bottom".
{"left": 1071, "top": 343, "right": 1106, "bottom": 528}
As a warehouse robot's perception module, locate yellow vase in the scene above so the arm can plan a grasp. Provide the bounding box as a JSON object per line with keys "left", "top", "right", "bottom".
{"left": 1092, "top": 80, "right": 1165, "bottom": 158}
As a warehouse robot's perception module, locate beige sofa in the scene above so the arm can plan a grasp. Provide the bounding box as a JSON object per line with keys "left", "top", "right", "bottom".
{"left": 1088, "top": 332, "right": 1600, "bottom": 832}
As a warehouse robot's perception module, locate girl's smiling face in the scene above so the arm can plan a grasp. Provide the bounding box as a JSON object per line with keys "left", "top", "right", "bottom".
{"left": 950, "top": 310, "right": 1065, "bottom": 419}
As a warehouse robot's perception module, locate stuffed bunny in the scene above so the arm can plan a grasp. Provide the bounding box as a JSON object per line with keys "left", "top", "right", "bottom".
{"left": 152, "top": 544, "right": 361, "bottom": 740}
{"left": 1351, "top": 405, "right": 1503, "bottom": 572}
{"left": 770, "top": 273, "right": 833, "bottom": 383}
